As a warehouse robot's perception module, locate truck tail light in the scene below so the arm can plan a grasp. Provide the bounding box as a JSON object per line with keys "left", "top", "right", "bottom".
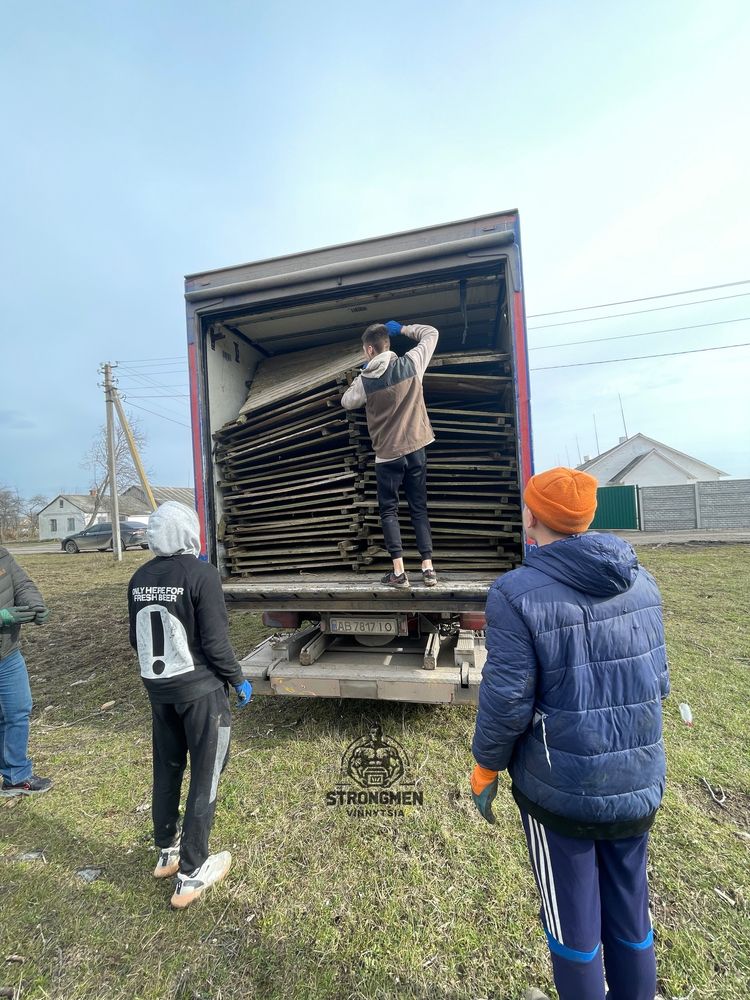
{"left": 262, "top": 611, "right": 301, "bottom": 629}
{"left": 460, "top": 613, "right": 486, "bottom": 631}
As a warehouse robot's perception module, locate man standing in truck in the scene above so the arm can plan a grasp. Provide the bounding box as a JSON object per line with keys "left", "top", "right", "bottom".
{"left": 470, "top": 467, "right": 668, "bottom": 1000}
{"left": 341, "top": 320, "right": 439, "bottom": 588}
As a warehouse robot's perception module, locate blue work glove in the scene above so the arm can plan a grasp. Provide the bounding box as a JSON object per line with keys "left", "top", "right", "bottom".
{"left": 471, "top": 764, "right": 499, "bottom": 825}
{"left": 234, "top": 680, "right": 253, "bottom": 709}
{"left": 384, "top": 320, "right": 402, "bottom": 336}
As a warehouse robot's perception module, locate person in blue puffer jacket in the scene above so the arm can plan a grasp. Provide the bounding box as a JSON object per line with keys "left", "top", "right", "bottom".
{"left": 470, "top": 467, "right": 669, "bottom": 1000}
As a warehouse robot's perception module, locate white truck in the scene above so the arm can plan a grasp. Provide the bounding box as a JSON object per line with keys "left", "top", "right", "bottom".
{"left": 184, "top": 210, "right": 532, "bottom": 704}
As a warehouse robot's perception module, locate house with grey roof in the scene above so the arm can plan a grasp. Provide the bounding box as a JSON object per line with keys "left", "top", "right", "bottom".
{"left": 38, "top": 493, "right": 146, "bottom": 541}
{"left": 578, "top": 433, "right": 727, "bottom": 487}
{"left": 121, "top": 485, "right": 196, "bottom": 509}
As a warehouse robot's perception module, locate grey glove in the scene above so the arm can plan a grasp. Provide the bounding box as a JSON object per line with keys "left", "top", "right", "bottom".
{"left": 30, "top": 605, "right": 51, "bottom": 625}
{"left": 0, "top": 606, "right": 38, "bottom": 627}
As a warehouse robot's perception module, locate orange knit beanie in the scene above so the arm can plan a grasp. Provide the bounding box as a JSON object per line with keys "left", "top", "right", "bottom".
{"left": 523, "top": 467, "right": 598, "bottom": 535}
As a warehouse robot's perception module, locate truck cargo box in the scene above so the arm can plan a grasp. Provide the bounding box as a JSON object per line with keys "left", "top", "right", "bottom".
{"left": 185, "top": 211, "right": 532, "bottom": 701}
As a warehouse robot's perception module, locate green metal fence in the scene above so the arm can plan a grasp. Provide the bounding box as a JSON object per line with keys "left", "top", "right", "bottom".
{"left": 590, "top": 485, "right": 639, "bottom": 530}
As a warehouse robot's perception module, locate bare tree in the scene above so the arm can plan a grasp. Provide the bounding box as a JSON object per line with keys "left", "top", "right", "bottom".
{"left": 23, "top": 494, "right": 49, "bottom": 539}
{"left": 0, "top": 488, "right": 23, "bottom": 543}
{"left": 81, "top": 415, "right": 148, "bottom": 526}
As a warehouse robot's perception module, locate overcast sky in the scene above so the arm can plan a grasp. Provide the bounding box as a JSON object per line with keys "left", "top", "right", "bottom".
{"left": 2, "top": 0, "right": 748, "bottom": 499}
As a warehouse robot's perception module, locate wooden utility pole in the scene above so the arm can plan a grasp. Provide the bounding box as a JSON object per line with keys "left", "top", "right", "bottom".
{"left": 102, "top": 363, "right": 123, "bottom": 562}
{"left": 113, "top": 390, "right": 157, "bottom": 511}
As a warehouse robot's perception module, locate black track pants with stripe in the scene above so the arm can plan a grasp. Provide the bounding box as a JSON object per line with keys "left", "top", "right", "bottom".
{"left": 150, "top": 686, "right": 231, "bottom": 874}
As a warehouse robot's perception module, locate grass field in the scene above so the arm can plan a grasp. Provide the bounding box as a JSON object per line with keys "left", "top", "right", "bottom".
{"left": 1, "top": 545, "right": 749, "bottom": 1000}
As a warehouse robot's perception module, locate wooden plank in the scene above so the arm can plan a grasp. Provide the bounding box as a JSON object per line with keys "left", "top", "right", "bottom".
{"left": 239, "top": 342, "right": 363, "bottom": 416}
{"left": 218, "top": 385, "right": 342, "bottom": 438}
{"left": 429, "top": 351, "right": 510, "bottom": 367}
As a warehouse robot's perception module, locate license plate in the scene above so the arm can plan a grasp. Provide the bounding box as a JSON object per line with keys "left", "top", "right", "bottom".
{"left": 328, "top": 616, "right": 398, "bottom": 636}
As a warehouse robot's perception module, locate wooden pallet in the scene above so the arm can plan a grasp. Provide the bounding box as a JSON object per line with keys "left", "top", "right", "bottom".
{"left": 215, "top": 345, "right": 524, "bottom": 574}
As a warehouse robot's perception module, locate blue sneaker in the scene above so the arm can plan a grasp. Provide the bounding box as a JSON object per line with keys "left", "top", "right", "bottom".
{"left": 0, "top": 775, "right": 53, "bottom": 797}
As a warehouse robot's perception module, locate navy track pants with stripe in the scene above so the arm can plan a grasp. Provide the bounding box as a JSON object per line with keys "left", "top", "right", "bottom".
{"left": 519, "top": 808, "right": 657, "bottom": 1000}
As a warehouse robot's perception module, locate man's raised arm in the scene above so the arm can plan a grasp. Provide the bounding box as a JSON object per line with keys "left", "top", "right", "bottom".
{"left": 403, "top": 324, "right": 439, "bottom": 381}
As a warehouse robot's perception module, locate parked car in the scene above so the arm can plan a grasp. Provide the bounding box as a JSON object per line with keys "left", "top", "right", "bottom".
{"left": 61, "top": 521, "right": 148, "bottom": 554}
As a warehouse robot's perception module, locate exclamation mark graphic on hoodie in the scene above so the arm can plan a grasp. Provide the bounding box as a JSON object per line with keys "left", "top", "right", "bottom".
{"left": 150, "top": 611, "right": 166, "bottom": 675}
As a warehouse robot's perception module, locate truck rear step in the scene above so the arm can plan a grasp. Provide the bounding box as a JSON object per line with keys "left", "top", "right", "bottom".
{"left": 240, "top": 629, "right": 485, "bottom": 704}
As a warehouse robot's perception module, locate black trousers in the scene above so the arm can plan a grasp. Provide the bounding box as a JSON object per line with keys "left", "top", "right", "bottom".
{"left": 150, "top": 686, "right": 231, "bottom": 874}
{"left": 375, "top": 447, "right": 433, "bottom": 560}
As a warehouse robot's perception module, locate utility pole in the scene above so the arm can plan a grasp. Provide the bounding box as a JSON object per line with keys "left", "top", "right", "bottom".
{"left": 102, "top": 363, "right": 122, "bottom": 562}
{"left": 593, "top": 413, "right": 601, "bottom": 455}
{"left": 113, "top": 390, "right": 157, "bottom": 511}
{"left": 618, "top": 393, "right": 629, "bottom": 440}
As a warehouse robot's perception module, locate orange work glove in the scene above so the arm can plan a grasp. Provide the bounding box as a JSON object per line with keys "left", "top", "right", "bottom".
{"left": 471, "top": 764, "right": 499, "bottom": 824}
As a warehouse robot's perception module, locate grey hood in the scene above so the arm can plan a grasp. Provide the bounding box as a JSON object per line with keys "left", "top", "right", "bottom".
{"left": 361, "top": 351, "right": 398, "bottom": 379}
{"left": 147, "top": 502, "right": 201, "bottom": 558}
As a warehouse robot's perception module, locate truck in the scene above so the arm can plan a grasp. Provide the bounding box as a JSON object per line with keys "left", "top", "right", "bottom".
{"left": 184, "top": 210, "right": 532, "bottom": 704}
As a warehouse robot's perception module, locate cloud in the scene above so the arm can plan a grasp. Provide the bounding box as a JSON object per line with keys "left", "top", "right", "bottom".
{"left": 0, "top": 410, "right": 36, "bottom": 431}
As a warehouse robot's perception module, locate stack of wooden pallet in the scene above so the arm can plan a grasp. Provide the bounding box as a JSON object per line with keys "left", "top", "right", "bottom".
{"left": 215, "top": 344, "right": 366, "bottom": 575}
{"left": 215, "top": 344, "right": 523, "bottom": 576}
{"left": 353, "top": 352, "right": 523, "bottom": 573}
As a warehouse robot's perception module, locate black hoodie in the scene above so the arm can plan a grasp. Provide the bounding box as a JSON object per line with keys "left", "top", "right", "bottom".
{"left": 127, "top": 503, "right": 244, "bottom": 703}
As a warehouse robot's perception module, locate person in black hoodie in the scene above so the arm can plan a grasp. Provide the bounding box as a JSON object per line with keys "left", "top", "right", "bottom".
{"left": 128, "top": 501, "right": 252, "bottom": 909}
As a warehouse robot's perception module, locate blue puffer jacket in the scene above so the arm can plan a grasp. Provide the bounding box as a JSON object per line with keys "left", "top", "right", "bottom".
{"left": 472, "top": 533, "right": 669, "bottom": 826}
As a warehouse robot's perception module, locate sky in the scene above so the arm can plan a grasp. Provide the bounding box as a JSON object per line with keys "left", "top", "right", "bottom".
{"left": 2, "top": 0, "right": 749, "bottom": 499}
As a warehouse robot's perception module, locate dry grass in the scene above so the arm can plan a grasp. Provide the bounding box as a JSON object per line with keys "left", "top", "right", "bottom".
{"left": 0, "top": 545, "right": 749, "bottom": 999}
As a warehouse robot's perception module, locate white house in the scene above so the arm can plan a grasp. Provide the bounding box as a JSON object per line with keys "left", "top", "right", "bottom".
{"left": 38, "top": 493, "right": 146, "bottom": 541}
{"left": 578, "top": 434, "right": 727, "bottom": 487}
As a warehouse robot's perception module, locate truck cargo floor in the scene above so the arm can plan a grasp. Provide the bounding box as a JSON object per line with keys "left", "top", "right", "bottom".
{"left": 224, "top": 571, "right": 498, "bottom": 612}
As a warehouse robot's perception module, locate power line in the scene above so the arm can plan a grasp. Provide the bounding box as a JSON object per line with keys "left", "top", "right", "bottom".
{"left": 119, "top": 368, "right": 187, "bottom": 376}
{"left": 117, "top": 356, "right": 185, "bottom": 365}
{"left": 117, "top": 375, "right": 186, "bottom": 389}
{"left": 531, "top": 340, "right": 750, "bottom": 371}
{"left": 125, "top": 401, "right": 191, "bottom": 429}
{"left": 117, "top": 367, "right": 192, "bottom": 422}
{"left": 124, "top": 394, "right": 189, "bottom": 399}
{"left": 123, "top": 361, "right": 187, "bottom": 372}
{"left": 528, "top": 290, "right": 750, "bottom": 330}
{"left": 118, "top": 366, "right": 187, "bottom": 393}
{"left": 527, "top": 278, "right": 750, "bottom": 319}
{"left": 530, "top": 315, "right": 750, "bottom": 351}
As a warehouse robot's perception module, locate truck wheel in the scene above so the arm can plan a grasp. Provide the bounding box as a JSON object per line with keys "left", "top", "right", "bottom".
{"left": 64, "top": 541, "right": 79, "bottom": 554}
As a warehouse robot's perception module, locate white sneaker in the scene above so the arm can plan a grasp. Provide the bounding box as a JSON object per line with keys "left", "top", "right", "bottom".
{"left": 170, "top": 851, "right": 232, "bottom": 909}
{"left": 525, "top": 990, "right": 550, "bottom": 1000}
{"left": 153, "top": 834, "right": 181, "bottom": 879}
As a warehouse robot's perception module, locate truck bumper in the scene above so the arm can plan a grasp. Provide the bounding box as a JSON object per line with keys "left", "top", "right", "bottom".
{"left": 239, "top": 630, "right": 483, "bottom": 705}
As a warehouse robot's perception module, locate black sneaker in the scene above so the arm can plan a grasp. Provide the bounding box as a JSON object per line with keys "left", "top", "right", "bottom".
{"left": 0, "top": 775, "right": 53, "bottom": 797}
{"left": 422, "top": 569, "right": 437, "bottom": 587}
{"left": 381, "top": 571, "right": 409, "bottom": 589}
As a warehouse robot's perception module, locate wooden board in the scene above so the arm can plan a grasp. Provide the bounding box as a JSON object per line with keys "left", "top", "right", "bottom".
{"left": 217, "top": 350, "right": 525, "bottom": 574}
